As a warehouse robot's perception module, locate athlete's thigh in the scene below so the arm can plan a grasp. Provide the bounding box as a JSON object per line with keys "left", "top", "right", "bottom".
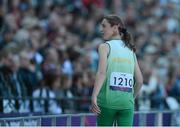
{"left": 97, "top": 106, "right": 116, "bottom": 126}
{"left": 116, "top": 108, "right": 134, "bottom": 126}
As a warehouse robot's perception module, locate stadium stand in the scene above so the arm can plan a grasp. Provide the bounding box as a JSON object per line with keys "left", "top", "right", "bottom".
{"left": 0, "top": 1, "right": 179, "bottom": 125}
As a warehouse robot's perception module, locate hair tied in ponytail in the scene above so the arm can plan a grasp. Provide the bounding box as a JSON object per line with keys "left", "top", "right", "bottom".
{"left": 121, "top": 28, "right": 127, "bottom": 34}
{"left": 104, "top": 15, "right": 136, "bottom": 52}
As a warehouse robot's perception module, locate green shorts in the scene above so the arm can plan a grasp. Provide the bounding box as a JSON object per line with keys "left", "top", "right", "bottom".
{"left": 97, "top": 106, "right": 134, "bottom": 126}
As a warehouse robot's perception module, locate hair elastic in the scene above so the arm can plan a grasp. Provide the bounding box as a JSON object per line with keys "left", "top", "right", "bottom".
{"left": 121, "top": 28, "right": 127, "bottom": 34}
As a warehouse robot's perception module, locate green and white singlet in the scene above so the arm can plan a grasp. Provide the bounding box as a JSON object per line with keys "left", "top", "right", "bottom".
{"left": 97, "top": 39, "right": 136, "bottom": 110}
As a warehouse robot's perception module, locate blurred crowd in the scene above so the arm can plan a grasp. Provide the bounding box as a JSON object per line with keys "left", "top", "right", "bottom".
{"left": 0, "top": 0, "right": 179, "bottom": 114}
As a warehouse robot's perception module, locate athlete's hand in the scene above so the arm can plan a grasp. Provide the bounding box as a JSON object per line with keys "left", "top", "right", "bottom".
{"left": 91, "top": 96, "right": 101, "bottom": 114}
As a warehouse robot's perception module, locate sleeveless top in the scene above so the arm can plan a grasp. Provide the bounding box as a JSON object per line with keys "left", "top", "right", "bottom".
{"left": 97, "top": 39, "right": 136, "bottom": 109}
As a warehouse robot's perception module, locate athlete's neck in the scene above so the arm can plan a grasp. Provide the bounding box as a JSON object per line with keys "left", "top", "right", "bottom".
{"left": 110, "top": 35, "right": 122, "bottom": 40}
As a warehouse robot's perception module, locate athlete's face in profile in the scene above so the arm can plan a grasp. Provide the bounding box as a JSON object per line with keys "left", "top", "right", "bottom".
{"left": 101, "top": 19, "right": 117, "bottom": 40}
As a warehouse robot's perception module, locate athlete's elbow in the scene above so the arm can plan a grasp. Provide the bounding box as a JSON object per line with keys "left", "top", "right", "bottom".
{"left": 97, "top": 70, "right": 106, "bottom": 76}
{"left": 140, "top": 76, "right": 143, "bottom": 85}
{"left": 137, "top": 77, "right": 143, "bottom": 86}
{"left": 136, "top": 75, "right": 143, "bottom": 86}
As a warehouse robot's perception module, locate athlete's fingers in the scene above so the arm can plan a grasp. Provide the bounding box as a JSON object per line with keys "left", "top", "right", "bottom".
{"left": 91, "top": 105, "right": 97, "bottom": 113}
{"left": 93, "top": 104, "right": 100, "bottom": 113}
{"left": 91, "top": 106, "right": 98, "bottom": 114}
{"left": 91, "top": 106, "right": 100, "bottom": 114}
{"left": 91, "top": 103, "right": 101, "bottom": 114}
{"left": 92, "top": 102, "right": 99, "bottom": 111}
{"left": 91, "top": 97, "right": 101, "bottom": 114}
{"left": 92, "top": 106, "right": 100, "bottom": 113}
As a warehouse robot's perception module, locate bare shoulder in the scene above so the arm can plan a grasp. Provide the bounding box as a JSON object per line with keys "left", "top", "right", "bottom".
{"left": 98, "top": 43, "right": 109, "bottom": 53}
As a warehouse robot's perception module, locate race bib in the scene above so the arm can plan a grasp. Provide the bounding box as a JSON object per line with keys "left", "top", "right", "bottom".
{"left": 110, "top": 72, "right": 133, "bottom": 92}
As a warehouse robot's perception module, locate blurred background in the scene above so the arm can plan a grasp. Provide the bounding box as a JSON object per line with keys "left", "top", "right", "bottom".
{"left": 0, "top": 0, "right": 179, "bottom": 117}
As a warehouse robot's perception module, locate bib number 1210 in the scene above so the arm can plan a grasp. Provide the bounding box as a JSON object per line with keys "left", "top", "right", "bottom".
{"left": 110, "top": 72, "right": 133, "bottom": 88}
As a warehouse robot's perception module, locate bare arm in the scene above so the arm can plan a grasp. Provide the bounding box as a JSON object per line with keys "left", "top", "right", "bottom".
{"left": 91, "top": 43, "right": 109, "bottom": 114}
{"left": 133, "top": 57, "right": 143, "bottom": 98}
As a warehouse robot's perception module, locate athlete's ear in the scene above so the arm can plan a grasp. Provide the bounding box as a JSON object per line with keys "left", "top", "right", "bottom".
{"left": 113, "top": 25, "right": 119, "bottom": 34}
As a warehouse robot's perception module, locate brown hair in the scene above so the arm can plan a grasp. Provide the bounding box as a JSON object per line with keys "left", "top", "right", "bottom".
{"left": 43, "top": 68, "right": 60, "bottom": 89}
{"left": 104, "top": 15, "right": 136, "bottom": 52}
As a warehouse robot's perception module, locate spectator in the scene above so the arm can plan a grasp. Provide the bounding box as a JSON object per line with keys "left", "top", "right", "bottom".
{"left": 33, "top": 68, "right": 62, "bottom": 114}
{"left": 18, "top": 50, "right": 40, "bottom": 112}
{"left": 0, "top": 49, "right": 28, "bottom": 113}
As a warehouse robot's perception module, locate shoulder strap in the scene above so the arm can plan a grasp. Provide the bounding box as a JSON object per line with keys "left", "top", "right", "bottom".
{"left": 104, "top": 42, "right": 111, "bottom": 58}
